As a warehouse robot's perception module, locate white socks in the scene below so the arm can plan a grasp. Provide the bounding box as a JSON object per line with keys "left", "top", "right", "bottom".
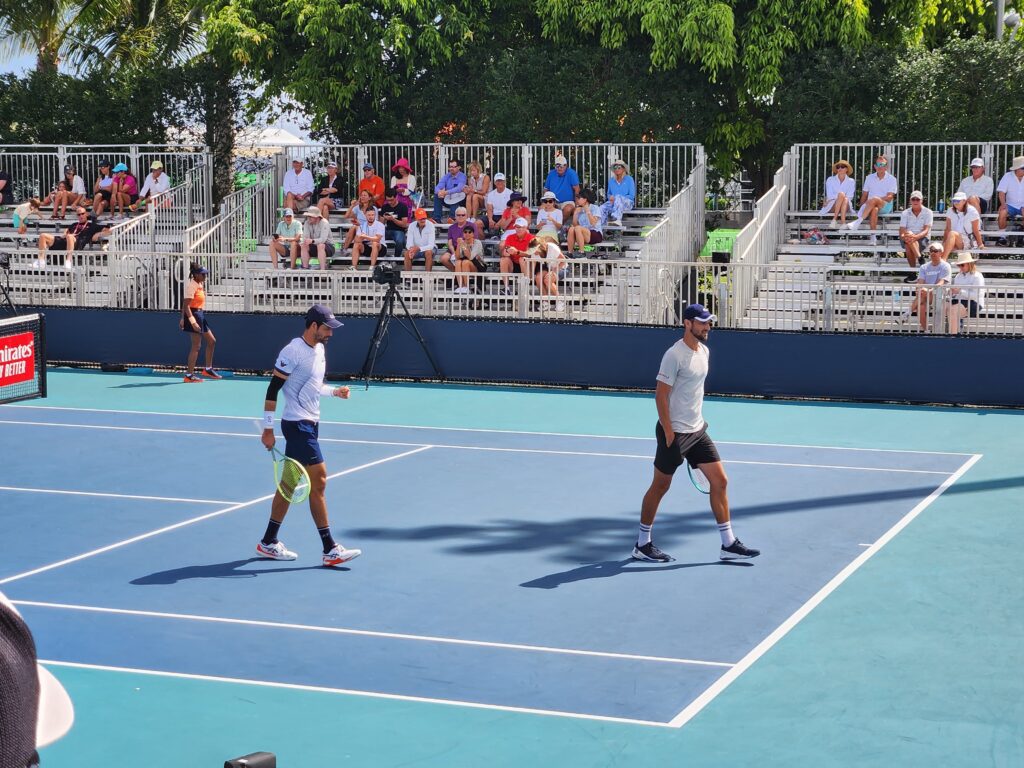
{"left": 638, "top": 523, "right": 653, "bottom": 547}
{"left": 718, "top": 522, "right": 736, "bottom": 547}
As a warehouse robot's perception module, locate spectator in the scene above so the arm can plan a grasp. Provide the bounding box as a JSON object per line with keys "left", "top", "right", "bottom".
{"left": 45, "top": 165, "right": 87, "bottom": 219}
{"left": 432, "top": 159, "right": 467, "bottom": 222}
{"left": 12, "top": 198, "right": 41, "bottom": 235}
{"left": 404, "top": 208, "right": 436, "bottom": 271}
{"left": 180, "top": 263, "right": 220, "bottom": 382}
{"left": 567, "top": 189, "right": 603, "bottom": 254}
{"left": 996, "top": 155, "right": 1024, "bottom": 245}
{"left": 948, "top": 251, "right": 985, "bottom": 334}
{"left": 600, "top": 159, "right": 635, "bottom": 226}
{"left": 283, "top": 158, "right": 314, "bottom": 213}
{"left": 36, "top": 207, "right": 110, "bottom": 269}
{"left": 500, "top": 217, "right": 535, "bottom": 292}
{"left": 442, "top": 207, "right": 482, "bottom": 271}
{"left": 380, "top": 188, "right": 409, "bottom": 257}
{"left": 131, "top": 161, "right": 170, "bottom": 211}
{"left": 270, "top": 208, "right": 302, "bottom": 269}
{"left": 463, "top": 161, "right": 490, "bottom": 218}
{"left": 351, "top": 207, "right": 386, "bottom": 269}
{"left": 898, "top": 190, "right": 933, "bottom": 281}
{"left": 91, "top": 160, "right": 115, "bottom": 217}
{"left": 315, "top": 161, "right": 346, "bottom": 218}
{"left": 454, "top": 224, "right": 486, "bottom": 294}
{"left": 110, "top": 163, "right": 138, "bottom": 219}
{"left": 898, "top": 241, "right": 951, "bottom": 332}
{"left": 299, "top": 208, "right": 334, "bottom": 269}
{"left": 847, "top": 154, "right": 898, "bottom": 244}
{"left": 0, "top": 167, "right": 11, "bottom": 205}
{"left": 358, "top": 162, "right": 385, "bottom": 207}
{"left": 535, "top": 191, "right": 564, "bottom": 238}
{"left": 942, "top": 192, "right": 984, "bottom": 260}
{"left": 820, "top": 159, "right": 856, "bottom": 228}
{"left": 544, "top": 153, "right": 580, "bottom": 221}
{"left": 496, "top": 192, "right": 531, "bottom": 240}
{"left": 485, "top": 172, "right": 512, "bottom": 233}
{"left": 341, "top": 189, "right": 375, "bottom": 254}
{"left": 957, "top": 157, "right": 994, "bottom": 215}
{"left": 390, "top": 157, "right": 419, "bottom": 211}
{"left": 531, "top": 238, "right": 568, "bottom": 312}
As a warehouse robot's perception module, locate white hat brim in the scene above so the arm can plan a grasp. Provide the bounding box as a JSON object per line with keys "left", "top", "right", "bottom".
{"left": 36, "top": 664, "right": 74, "bottom": 747}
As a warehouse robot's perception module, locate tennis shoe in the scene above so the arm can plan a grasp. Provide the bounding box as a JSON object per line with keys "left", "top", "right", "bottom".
{"left": 202, "top": 367, "right": 222, "bottom": 379}
{"left": 632, "top": 541, "right": 675, "bottom": 562}
{"left": 323, "top": 544, "right": 361, "bottom": 567}
{"left": 720, "top": 539, "right": 760, "bottom": 560}
{"left": 183, "top": 373, "right": 203, "bottom": 383}
{"left": 256, "top": 540, "right": 297, "bottom": 561}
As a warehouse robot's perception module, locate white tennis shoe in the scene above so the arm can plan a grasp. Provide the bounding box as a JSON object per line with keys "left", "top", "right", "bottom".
{"left": 256, "top": 540, "right": 297, "bottom": 561}
{"left": 323, "top": 544, "right": 361, "bottom": 567}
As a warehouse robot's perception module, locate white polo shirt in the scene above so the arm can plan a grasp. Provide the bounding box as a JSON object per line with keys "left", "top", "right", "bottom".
{"left": 996, "top": 171, "right": 1024, "bottom": 208}
{"left": 656, "top": 340, "right": 709, "bottom": 434}
{"left": 283, "top": 168, "right": 314, "bottom": 198}
{"left": 948, "top": 204, "right": 981, "bottom": 239}
{"left": 486, "top": 187, "right": 512, "bottom": 214}
{"left": 862, "top": 172, "right": 898, "bottom": 201}
{"left": 899, "top": 206, "right": 933, "bottom": 232}
{"left": 139, "top": 172, "right": 170, "bottom": 198}
{"left": 275, "top": 337, "right": 326, "bottom": 422}
{"left": 958, "top": 174, "right": 994, "bottom": 203}
{"left": 407, "top": 221, "right": 436, "bottom": 251}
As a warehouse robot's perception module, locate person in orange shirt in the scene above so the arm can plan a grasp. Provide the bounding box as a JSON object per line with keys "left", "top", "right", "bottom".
{"left": 357, "top": 163, "right": 385, "bottom": 207}
{"left": 180, "top": 262, "right": 221, "bottom": 383}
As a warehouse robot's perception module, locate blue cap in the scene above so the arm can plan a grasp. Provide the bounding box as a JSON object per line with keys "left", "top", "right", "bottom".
{"left": 683, "top": 303, "right": 717, "bottom": 323}
{"left": 362, "top": 163, "right": 374, "bottom": 170}
{"left": 113, "top": 163, "right": 128, "bottom": 172}
{"left": 306, "top": 304, "right": 342, "bottom": 328}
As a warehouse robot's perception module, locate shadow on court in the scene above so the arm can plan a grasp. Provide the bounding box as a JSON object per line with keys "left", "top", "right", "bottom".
{"left": 130, "top": 558, "right": 346, "bottom": 585}
{"left": 520, "top": 558, "right": 753, "bottom": 589}
{"left": 111, "top": 382, "right": 182, "bottom": 389}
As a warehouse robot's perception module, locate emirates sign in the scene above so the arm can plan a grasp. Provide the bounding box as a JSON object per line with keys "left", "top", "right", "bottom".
{"left": 0, "top": 331, "right": 35, "bottom": 387}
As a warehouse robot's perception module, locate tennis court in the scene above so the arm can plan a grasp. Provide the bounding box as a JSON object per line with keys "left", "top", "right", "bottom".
{"left": 2, "top": 369, "right": 1022, "bottom": 766}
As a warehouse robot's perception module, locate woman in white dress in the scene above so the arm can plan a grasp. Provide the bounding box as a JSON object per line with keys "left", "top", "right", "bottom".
{"left": 820, "top": 159, "right": 856, "bottom": 228}
{"left": 947, "top": 251, "right": 985, "bottom": 334}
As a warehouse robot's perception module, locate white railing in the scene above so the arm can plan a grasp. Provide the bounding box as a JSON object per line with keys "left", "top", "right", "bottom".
{"left": 183, "top": 172, "right": 275, "bottom": 255}
{"left": 106, "top": 210, "right": 155, "bottom": 253}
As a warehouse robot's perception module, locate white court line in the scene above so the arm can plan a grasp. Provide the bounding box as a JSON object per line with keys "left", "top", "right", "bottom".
{"left": 38, "top": 659, "right": 673, "bottom": 728}
{"left": 0, "top": 446, "right": 432, "bottom": 586}
{"left": 1, "top": 404, "right": 974, "bottom": 456}
{"left": 0, "top": 485, "right": 238, "bottom": 505}
{"left": 0, "top": 418, "right": 953, "bottom": 474}
{"left": 666, "top": 452, "right": 983, "bottom": 729}
{"left": 16, "top": 600, "right": 733, "bottom": 669}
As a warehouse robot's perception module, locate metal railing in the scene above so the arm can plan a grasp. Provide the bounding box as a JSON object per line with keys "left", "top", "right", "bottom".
{"left": 183, "top": 172, "right": 276, "bottom": 255}
{"left": 106, "top": 210, "right": 155, "bottom": 254}
{"left": 790, "top": 142, "right": 1024, "bottom": 212}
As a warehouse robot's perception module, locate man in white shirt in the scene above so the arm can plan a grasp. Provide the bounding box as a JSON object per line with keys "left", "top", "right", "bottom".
{"left": 958, "top": 157, "right": 994, "bottom": 214}
{"left": 485, "top": 172, "right": 512, "bottom": 233}
{"left": 634, "top": 303, "right": 760, "bottom": 563}
{"left": 283, "top": 158, "right": 315, "bottom": 213}
{"left": 351, "top": 207, "right": 386, "bottom": 269}
{"left": 996, "top": 155, "right": 1024, "bottom": 240}
{"left": 257, "top": 304, "right": 361, "bottom": 567}
{"left": 404, "top": 208, "right": 437, "bottom": 271}
{"left": 847, "top": 154, "right": 898, "bottom": 244}
{"left": 134, "top": 161, "right": 171, "bottom": 210}
{"left": 299, "top": 208, "right": 334, "bottom": 269}
{"left": 898, "top": 190, "right": 933, "bottom": 280}
{"left": 899, "top": 242, "right": 952, "bottom": 332}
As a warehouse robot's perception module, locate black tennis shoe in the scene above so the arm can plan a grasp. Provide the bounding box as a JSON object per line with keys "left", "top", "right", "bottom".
{"left": 720, "top": 539, "right": 760, "bottom": 560}
{"left": 632, "top": 542, "right": 675, "bottom": 562}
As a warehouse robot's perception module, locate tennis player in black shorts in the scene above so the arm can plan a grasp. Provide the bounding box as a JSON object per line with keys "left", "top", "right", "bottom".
{"left": 633, "top": 303, "right": 760, "bottom": 563}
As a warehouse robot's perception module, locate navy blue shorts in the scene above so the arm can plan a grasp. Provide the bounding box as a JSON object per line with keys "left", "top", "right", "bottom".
{"left": 182, "top": 309, "right": 210, "bottom": 334}
{"left": 281, "top": 419, "right": 324, "bottom": 466}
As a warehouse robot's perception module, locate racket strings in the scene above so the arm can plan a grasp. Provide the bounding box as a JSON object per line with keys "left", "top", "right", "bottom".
{"left": 275, "top": 455, "right": 311, "bottom": 502}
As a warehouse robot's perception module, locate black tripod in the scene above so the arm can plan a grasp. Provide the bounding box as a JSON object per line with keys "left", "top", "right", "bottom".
{"left": 359, "top": 280, "right": 443, "bottom": 387}
{"left": 0, "top": 261, "right": 17, "bottom": 315}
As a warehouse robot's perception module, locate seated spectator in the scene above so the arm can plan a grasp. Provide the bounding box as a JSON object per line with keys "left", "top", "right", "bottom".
{"left": 43, "top": 165, "right": 87, "bottom": 219}
{"left": 898, "top": 241, "right": 951, "bottom": 332}
{"left": 36, "top": 207, "right": 110, "bottom": 269}
{"left": 441, "top": 207, "right": 482, "bottom": 271}
{"left": 898, "top": 190, "right": 933, "bottom": 281}
{"left": 0, "top": 167, "right": 11, "bottom": 205}
{"left": 544, "top": 153, "right": 580, "bottom": 222}
{"left": 958, "top": 158, "right": 994, "bottom": 215}
{"left": 342, "top": 189, "right": 376, "bottom": 254}
{"left": 270, "top": 208, "right": 302, "bottom": 268}
{"left": 463, "top": 161, "right": 490, "bottom": 218}
{"left": 131, "top": 161, "right": 170, "bottom": 211}
{"left": 535, "top": 192, "right": 563, "bottom": 238}
{"left": 948, "top": 251, "right": 986, "bottom": 334}
{"left": 496, "top": 192, "right": 531, "bottom": 240}
{"left": 390, "top": 157, "right": 419, "bottom": 211}
{"left": 358, "top": 162, "right": 385, "bottom": 207}
{"left": 351, "top": 207, "right": 386, "bottom": 269}
{"left": 454, "top": 224, "right": 487, "bottom": 294}
{"left": 567, "top": 189, "right": 603, "bottom": 254}
{"left": 599, "top": 159, "right": 635, "bottom": 226}
{"left": 942, "top": 192, "right": 984, "bottom": 260}
{"left": 91, "top": 160, "right": 115, "bottom": 217}
{"left": 299, "top": 208, "right": 334, "bottom": 269}
{"left": 283, "top": 158, "right": 314, "bottom": 213}
{"left": 500, "top": 218, "right": 535, "bottom": 292}
{"left": 485, "top": 172, "right": 512, "bottom": 233}
{"left": 846, "top": 155, "right": 897, "bottom": 243}
{"left": 315, "top": 161, "right": 346, "bottom": 218}
{"left": 432, "top": 159, "right": 466, "bottom": 222}
{"left": 996, "top": 155, "right": 1024, "bottom": 244}
{"left": 820, "top": 159, "right": 856, "bottom": 228}
{"left": 13, "top": 198, "right": 42, "bottom": 234}
{"left": 531, "top": 237, "right": 567, "bottom": 312}
{"left": 379, "top": 188, "right": 409, "bottom": 256}
{"left": 110, "top": 163, "right": 138, "bottom": 218}
{"left": 404, "top": 208, "right": 436, "bottom": 271}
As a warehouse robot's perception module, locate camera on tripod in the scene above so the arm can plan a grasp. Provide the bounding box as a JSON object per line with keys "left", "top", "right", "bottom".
{"left": 372, "top": 263, "right": 401, "bottom": 286}
{"left": 0, "top": 252, "right": 10, "bottom": 271}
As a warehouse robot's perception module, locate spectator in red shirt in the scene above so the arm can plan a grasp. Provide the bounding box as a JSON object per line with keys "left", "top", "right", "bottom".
{"left": 496, "top": 193, "right": 531, "bottom": 241}
{"left": 357, "top": 163, "right": 385, "bottom": 207}
{"left": 500, "top": 217, "right": 535, "bottom": 294}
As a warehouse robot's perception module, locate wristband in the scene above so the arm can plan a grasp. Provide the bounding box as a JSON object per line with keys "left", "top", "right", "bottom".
{"left": 261, "top": 412, "right": 274, "bottom": 430}
{"left": 320, "top": 384, "right": 336, "bottom": 397}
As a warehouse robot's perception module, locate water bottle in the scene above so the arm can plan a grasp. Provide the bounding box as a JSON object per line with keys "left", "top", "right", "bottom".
{"left": 936, "top": 199, "right": 946, "bottom": 213}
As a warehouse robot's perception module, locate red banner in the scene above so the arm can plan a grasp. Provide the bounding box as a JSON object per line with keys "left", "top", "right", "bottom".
{"left": 0, "top": 331, "right": 35, "bottom": 387}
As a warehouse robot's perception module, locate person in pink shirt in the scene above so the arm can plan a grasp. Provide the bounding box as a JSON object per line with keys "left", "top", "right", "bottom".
{"left": 110, "top": 163, "right": 139, "bottom": 219}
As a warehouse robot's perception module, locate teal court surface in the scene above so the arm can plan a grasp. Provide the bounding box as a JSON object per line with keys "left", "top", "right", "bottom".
{"left": 1, "top": 369, "right": 1022, "bottom": 767}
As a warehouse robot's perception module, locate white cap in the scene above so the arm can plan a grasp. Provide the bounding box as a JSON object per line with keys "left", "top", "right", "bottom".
{"left": 951, "top": 191, "right": 968, "bottom": 203}
{"left": 283, "top": 208, "right": 294, "bottom": 216}
{"left": 928, "top": 241, "right": 944, "bottom": 252}
{"left": 540, "top": 191, "right": 557, "bottom": 201}
{"left": 493, "top": 172, "right": 506, "bottom": 181}
{"left": 514, "top": 217, "right": 528, "bottom": 227}
{"left": 970, "top": 157, "right": 984, "bottom": 168}
{"left": 909, "top": 190, "right": 923, "bottom": 200}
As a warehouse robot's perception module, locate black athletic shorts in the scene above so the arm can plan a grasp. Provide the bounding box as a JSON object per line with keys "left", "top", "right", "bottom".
{"left": 653, "top": 421, "right": 720, "bottom": 475}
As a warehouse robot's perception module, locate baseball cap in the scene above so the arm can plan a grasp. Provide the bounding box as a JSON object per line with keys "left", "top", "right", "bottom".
{"left": 951, "top": 191, "right": 968, "bottom": 203}
{"left": 928, "top": 241, "right": 944, "bottom": 252}
{"left": 283, "top": 208, "right": 294, "bottom": 216}
{"left": 414, "top": 208, "right": 428, "bottom": 220}
{"left": 191, "top": 265, "right": 209, "bottom": 276}
{"left": 970, "top": 157, "right": 984, "bottom": 168}
{"left": 305, "top": 304, "right": 343, "bottom": 328}
{"left": 683, "top": 303, "right": 717, "bottom": 323}
{"left": 514, "top": 217, "right": 528, "bottom": 227}
{"left": 362, "top": 163, "right": 374, "bottom": 170}
{"left": 540, "top": 191, "right": 557, "bottom": 201}
{"left": 554, "top": 156, "right": 567, "bottom": 166}
{"left": 113, "top": 163, "right": 128, "bottom": 172}
{"left": 327, "top": 161, "right": 338, "bottom": 168}
{"left": 909, "top": 190, "right": 923, "bottom": 200}
{"left": 63, "top": 165, "right": 75, "bottom": 173}
{"left": 150, "top": 160, "right": 163, "bottom": 170}
{"left": 493, "top": 172, "right": 506, "bottom": 181}
{"left": 98, "top": 159, "right": 110, "bottom": 167}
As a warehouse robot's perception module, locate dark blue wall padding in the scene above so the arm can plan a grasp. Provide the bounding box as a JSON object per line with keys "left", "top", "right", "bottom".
{"left": 26, "top": 307, "right": 1024, "bottom": 406}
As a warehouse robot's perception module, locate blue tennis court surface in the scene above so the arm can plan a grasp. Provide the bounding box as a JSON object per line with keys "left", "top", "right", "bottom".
{"left": 2, "top": 370, "right": 1022, "bottom": 766}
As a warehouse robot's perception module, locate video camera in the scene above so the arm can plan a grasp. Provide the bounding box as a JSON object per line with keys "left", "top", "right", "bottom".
{"left": 372, "top": 263, "right": 401, "bottom": 286}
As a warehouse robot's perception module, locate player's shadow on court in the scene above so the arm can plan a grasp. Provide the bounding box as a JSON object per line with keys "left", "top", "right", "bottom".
{"left": 112, "top": 382, "right": 180, "bottom": 389}
{"left": 130, "top": 558, "right": 347, "bottom": 585}
{"left": 520, "top": 558, "right": 753, "bottom": 589}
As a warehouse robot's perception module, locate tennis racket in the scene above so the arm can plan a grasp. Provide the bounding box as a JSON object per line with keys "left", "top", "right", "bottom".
{"left": 686, "top": 461, "right": 711, "bottom": 495}
{"left": 256, "top": 421, "right": 311, "bottom": 503}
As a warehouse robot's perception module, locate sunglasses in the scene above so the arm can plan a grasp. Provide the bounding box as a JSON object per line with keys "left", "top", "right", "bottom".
{"left": 875, "top": 161, "right": 888, "bottom": 167}
{"left": 612, "top": 165, "right": 625, "bottom": 169}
